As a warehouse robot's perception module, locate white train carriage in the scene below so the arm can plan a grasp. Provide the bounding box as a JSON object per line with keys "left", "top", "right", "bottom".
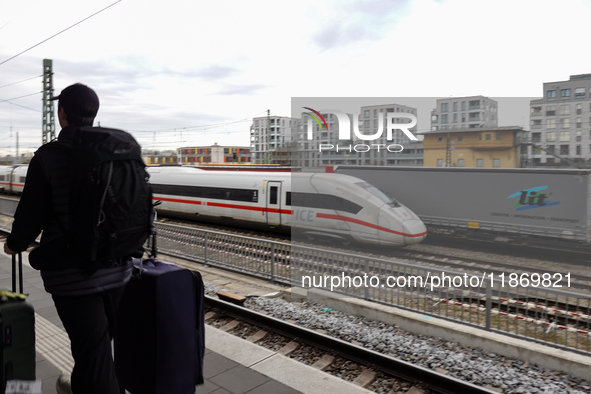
{"left": 0, "top": 165, "right": 28, "bottom": 194}
{"left": 147, "top": 166, "right": 427, "bottom": 246}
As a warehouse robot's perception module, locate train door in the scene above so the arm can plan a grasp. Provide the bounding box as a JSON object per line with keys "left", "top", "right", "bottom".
{"left": 8, "top": 167, "right": 16, "bottom": 193}
{"left": 266, "top": 181, "right": 281, "bottom": 226}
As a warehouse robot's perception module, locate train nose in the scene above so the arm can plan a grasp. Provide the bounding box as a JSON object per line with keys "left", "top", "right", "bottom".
{"left": 402, "top": 220, "right": 427, "bottom": 245}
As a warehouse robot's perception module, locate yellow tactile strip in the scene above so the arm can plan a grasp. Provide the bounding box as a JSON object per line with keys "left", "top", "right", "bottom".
{"left": 35, "top": 313, "right": 74, "bottom": 373}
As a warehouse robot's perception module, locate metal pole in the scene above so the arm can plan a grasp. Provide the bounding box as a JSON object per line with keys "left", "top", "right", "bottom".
{"left": 204, "top": 232, "right": 208, "bottom": 267}
{"left": 270, "top": 244, "right": 275, "bottom": 282}
{"left": 42, "top": 59, "right": 55, "bottom": 145}
{"left": 485, "top": 283, "right": 492, "bottom": 330}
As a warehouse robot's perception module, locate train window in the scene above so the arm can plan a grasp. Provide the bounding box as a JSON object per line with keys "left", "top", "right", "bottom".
{"left": 151, "top": 184, "right": 258, "bottom": 203}
{"left": 270, "top": 186, "right": 278, "bottom": 204}
{"left": 291, "top": 192, "right": 362, "bottom": 214}
{"left": 285, "top": 192, "right": 291, "bottom": 206}
{"left": 0, "top": 175, "right": 4, "bottom": 181}
{"left": 355, "top": 182, "right": 401, "bottom": 207}
{"left": 19, "top": 177, "right": 26, "bottom": 183}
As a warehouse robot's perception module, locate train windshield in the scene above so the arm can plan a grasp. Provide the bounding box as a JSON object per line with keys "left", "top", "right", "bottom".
{"left": 355, "top": 182, "right": 401, "bottom": 207}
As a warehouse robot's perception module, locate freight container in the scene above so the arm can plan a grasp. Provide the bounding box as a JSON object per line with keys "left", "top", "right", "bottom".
{"left": 333, "top": 166, "right": 591, "bottom": 244}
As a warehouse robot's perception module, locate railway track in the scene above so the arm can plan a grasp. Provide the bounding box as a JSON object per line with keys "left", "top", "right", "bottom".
{"left": 205, "top": 295, "right": 499, "bottom": 394}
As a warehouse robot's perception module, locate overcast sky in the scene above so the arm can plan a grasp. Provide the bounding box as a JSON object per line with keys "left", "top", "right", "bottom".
{"left": 1, "top": 0, "right": 590, "bottom": 156}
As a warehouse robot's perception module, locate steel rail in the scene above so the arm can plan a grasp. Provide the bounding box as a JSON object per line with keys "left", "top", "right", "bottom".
{"left": 205, "top": 295, "right": 499, "bottom": 394}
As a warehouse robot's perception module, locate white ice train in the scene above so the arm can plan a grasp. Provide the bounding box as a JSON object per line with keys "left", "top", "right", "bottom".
{"left": 0, "top": 165, "right": 28, "bottom": 194}
{"left": 147, "top": 166, "right": 427, "bottom": 246}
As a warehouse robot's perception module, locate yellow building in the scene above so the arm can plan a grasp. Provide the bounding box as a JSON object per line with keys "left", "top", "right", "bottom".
{"left": 421, "top": 126, "right": 525, "bottom": 168}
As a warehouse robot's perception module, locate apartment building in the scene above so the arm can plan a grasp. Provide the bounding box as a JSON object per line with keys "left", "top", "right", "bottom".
{"left": 431, "top": 96, "right": 498, "bottom": 131}
{"left": 250, "top": 116, "right": 298, "bottom": 164}
{"left": 177, "top": 143, "right": 251, "bottom": 164}
{"left": 295, "top": 104, "right": 420, "bottom": 167}
{"left": 529, "top": 74, "right": 591, "bottom": 166}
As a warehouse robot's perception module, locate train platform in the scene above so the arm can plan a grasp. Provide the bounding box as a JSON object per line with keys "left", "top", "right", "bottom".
{"left": 0, "top": 251, "right": 372, "bottom": 394}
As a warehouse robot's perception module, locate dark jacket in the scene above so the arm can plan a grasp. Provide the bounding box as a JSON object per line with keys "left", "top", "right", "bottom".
{"left": 7, "top": 126, "right": 132, "bottom": 295}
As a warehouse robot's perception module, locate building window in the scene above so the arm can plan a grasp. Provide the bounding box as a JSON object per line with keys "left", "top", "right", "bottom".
{"left": 364, "top": 110, "right": 370, "bottom": 118}
{"left": 560, "top": 145, "right": 569, "bottom": 155}
{"left": 458, "top": 159, "right": 464, "bottom": 167}
{"left": 437, "top": 159, "right": 443, "bottom": 167}
{"left": 457, "top": 135, "right": 463, "bottom": 142}
{"left": 560, "top": 118, "right": 570, "bottom": 128}
{"left": 546, "top": 131, "right": 556, "bottom": 142}
{"left": 469, "top": 100, "right": 480, "bottom": 110}
{"left": 364, "top": 120, "right": 369, "bottom": 128}
{"left": 575, "top": 88, "right": 586, "bottom": 98}
{"left": 495, "top": 133, "right": 502, "bottom": 140}
{"left": 461, "top": 113, "right": 466, "bottom": 122}
{"left": 461, "top": 101, "right": 466, "bottom": 111}
{"left": 478, "top": 134, "right": 482, "bottom": 141}
{"left": 531, "top": 106, "right": 542, "bottom": 115}
{"left": 547, "top": 90, "right": 556, "bottom": 100}
{"left": 561, "top": 89, "right": 571, "bottom": 98}
{"left": 576, "top": 145, "right": 581, "bottom": 155}
{"left": 546, "top": 105, "right": 556, "bottom": 116}
{"left": 493, "top": 159, "right": 500, "bottom": 167}
{"left": 485, "top": 134, "right": 491, "bottom": 140}
{"left": 576, "top": 130, "right": 582, "bottom": 141}
{"left": 477, "top": 159, "right": 483, "bottom": 167}
{"left": 576, "top": 103, "right": 582, "bottom": 115}
{"left": 577, "top": 118, "right": 582, "bottom": 128}
{"left": 559, "top": 104, "right": 570, "bottom": 115}
{"left": 374, "top": 109, "right": 377, "bottom": 117}
{"left": 453, "top": 113, "right": 457, "bottom": 123}
{"left": 559, "top": 131, "right": 570, "bottom": 142}
{"left": 441, "top": 103, "right": 448, "bottom": 112}
{"left": 532, "top": 133, "right": 541, "bottom": 143}
{"left": 546, "top": 145, "right": 555, "bottom": 154}
{"left": 441, "top": 114, "right": 448, "bottom": 123}
{"left": 453, "top": 102, "right": 458, "bottom": 111}
{"left": 546, "top": 119, "right": 557, "bottom": 129}
{"left": 469, "top": 112, "right": 480, "bottom": 121}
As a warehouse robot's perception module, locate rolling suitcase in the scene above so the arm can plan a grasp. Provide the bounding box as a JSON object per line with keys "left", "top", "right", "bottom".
{"left": 0, "top": 253, "right": 36, "bottom": 391}
{"left": 114, "top": 258, "right": 204, "bottom": 394}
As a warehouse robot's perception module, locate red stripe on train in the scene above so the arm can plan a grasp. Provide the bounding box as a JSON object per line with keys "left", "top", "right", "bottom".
{"left": 316, "top": 213, "right": 427, "bottom": 237}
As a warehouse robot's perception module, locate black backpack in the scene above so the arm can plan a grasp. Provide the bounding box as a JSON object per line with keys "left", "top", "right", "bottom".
{"left": 62, "top": 126, "right": 154, "bottom": 271}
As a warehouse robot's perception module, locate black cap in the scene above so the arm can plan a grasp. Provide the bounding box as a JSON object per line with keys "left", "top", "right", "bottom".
{"left": 52, "top": 83, "right": 99, "bottom": 118}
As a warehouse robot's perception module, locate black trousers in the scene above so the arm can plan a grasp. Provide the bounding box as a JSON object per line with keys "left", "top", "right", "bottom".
{"left": 52, "top": 286, "right": 125, "bottom": 394}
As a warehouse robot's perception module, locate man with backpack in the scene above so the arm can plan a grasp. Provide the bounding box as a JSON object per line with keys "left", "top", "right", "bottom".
{"left": 4, "top": 83, "right": 153, "bottom": 394}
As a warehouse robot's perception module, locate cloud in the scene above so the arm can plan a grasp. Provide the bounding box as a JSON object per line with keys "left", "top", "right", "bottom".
{"left": 217, "top": 84, "right": 269, "bottom": 96}
{"left": 312, "top": 0, "right": 413, "bottom": 50}
{"left": 190, "top": 65, "right": 240, "bottom": 80}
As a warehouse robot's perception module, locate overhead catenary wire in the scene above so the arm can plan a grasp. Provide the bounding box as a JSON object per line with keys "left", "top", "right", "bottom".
{"left": 0, "top": 0, "right": 122, "bottom": 67}
{"left": 125, "top": 110, "right": 268, "bottom": 133}
{"left": 0, "top": 100, "right": 40, "bottom": 112}
{"left": 0, "top": 75, "right": 42, "bottom": 90}
{"left": 0, "top": 91, "right": 41, "bottom": 103}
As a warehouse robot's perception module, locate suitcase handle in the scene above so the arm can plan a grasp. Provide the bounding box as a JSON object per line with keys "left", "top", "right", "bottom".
{"left": 11, "top": 252, "right": 23, "bottom": 294}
